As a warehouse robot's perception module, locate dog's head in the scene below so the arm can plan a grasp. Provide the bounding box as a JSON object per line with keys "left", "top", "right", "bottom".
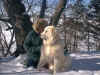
{"left": 41, "top": 26, "right": 58, "bottom": 42}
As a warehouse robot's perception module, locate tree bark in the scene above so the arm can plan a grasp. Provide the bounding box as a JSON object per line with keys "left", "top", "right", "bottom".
{"left": 50, "top": 0, "right": 67, "bottom": 26}
{"left": 39, "top": 0, "right": 47, "bottom": 18}
{"left": 3, "top": 0, "right": 33, "bottom": 57}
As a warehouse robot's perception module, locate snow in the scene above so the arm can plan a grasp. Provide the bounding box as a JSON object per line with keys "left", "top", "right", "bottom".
{"left": 0, "top": 51, "right": 100, "bottom": 75}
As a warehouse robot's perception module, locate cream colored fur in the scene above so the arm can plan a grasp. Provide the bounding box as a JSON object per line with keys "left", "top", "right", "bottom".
{"left": 38, "top": 26, "right": 72, "bottom": 72}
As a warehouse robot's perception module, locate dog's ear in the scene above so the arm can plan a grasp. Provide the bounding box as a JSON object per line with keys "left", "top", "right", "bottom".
{"left": 51, "top": 27, "right": 58, "bottom": 40}
{"left": 51, "top": 27, "right": 55, "bottom": 35}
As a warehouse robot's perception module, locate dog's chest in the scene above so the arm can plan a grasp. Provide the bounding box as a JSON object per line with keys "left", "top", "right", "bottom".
{"left": 44, "top": 46, "right": 56, "bottom": 56}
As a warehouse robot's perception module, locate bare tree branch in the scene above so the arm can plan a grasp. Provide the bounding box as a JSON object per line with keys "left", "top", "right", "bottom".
{"left": 0, "top": 17, "right": 11, "bottom": 23}
{"left": 50, "top": 0, "right": 67, "bottom": 26}
{"left": 26, "top": 0, "right": 33, "bottom": 13}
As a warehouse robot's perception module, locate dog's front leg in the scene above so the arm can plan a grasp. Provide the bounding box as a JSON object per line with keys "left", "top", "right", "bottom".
{"left": 38, "top": 57, "right": 45, "bottom": 67}
{"left": 37, "top": 57, "right": 48, "bottom": 71}
{"left": 37, "top": 49, "right": 47, "bottom": 70}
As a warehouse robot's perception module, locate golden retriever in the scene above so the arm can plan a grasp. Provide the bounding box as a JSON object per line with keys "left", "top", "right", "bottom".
{"left": 37, "top": 26, "right": 72, "bottom": 72}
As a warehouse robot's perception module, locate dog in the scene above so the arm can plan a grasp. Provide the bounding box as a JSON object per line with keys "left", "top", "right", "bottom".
{"left": 37, "top": 26, "right": 72, "bottom": 72}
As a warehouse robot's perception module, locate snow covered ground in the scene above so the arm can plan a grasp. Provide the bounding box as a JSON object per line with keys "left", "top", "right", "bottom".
{"left": 0, "top": 51, "right": 100, "bottom": 75}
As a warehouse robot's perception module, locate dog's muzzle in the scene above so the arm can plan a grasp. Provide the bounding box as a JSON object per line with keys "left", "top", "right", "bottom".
{"left": 41, "top": 34, "right": 48, "bottom": 40}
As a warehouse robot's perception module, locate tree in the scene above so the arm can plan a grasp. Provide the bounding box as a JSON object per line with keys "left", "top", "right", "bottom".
{"left": 91, "top": 0, "right": 100, "bottom": 18}
{"left": 50, "top": 0, "right": 67, "bottom": 26}
{"left": 3, "top": 0, "right": 33, "bottom": 56}
{"left": 39, "top": 0, "right": 47, "bottom": 18}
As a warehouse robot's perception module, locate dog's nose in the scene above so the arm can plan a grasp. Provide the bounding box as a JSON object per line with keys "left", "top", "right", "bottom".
{"left": 40, "top": 33, "right": 44, "bottom": 38}
{"left": 41, "top": 33, "right": 45, "bottom": 39}
{"left": 41, "top": 33, "right": 47, "bottom": 40}
{"left": 40, "top": 35, "right": 43, "bottom": 39}
{"left": 40, "top": 35, "right": 44, "bottom": 39}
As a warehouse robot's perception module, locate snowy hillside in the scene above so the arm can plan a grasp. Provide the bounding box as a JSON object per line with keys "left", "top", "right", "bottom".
{"left": 0, "top": 51, "right": 100, "bottom": 75}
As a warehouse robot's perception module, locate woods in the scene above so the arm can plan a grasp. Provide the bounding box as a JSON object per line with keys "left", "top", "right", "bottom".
{"left": 0, "top": 0, "right": 100, "bottom": 57}
{"left": 0, "top": 0, "right": 67, "bottom": 57}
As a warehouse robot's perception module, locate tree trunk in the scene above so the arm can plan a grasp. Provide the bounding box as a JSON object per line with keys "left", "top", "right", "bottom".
{"left": 39, "top": 0, "right": 47, "bottom": 18}
{"left": 87, "top": 31, "right": 90, "bottom": 52}
{"left": 50, "top": 0, "right": 67, "bottom": 26}
{"left": 3, "top": 0, "right": 33, "bottom": 57}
